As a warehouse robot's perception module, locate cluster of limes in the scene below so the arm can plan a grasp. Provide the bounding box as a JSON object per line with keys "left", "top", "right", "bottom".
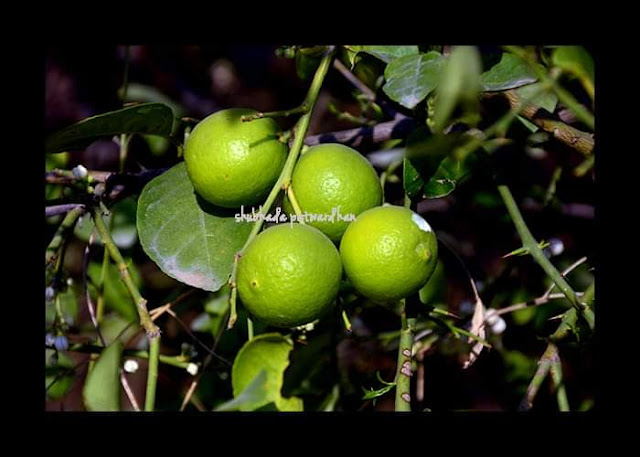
{"left": 184, "top": 108, "right": 438, "bottom": 328}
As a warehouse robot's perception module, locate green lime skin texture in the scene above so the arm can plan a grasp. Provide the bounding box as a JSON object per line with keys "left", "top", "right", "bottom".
{"left": 283, "top": 143, "right": 383, "bottom": 242}
{"left": 183, "top": 108, "right": 288, "bottom": 208}
{"left": 237, "top": 223, "right": 343, "bottom": 328}
{"left": 339, "top": 205, "right": 438, "bottom": 304}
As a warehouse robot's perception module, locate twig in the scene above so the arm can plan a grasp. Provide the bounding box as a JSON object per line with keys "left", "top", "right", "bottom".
{"left": 45, "top": 204, "right": 85, "bottom": 218}
{"left": 549, "top": 353, "right": 569, "bottom": 411}
{"left": 90, "top": 205, "right": 160, "bottom": 338}
{"left": 519, "top": 342, "right": 558, "bottom": 411}
{"left": 304, "top": 113, "right": 414, "bottom": 148}
{"left": 394, "top": 302, "right": 415, "bottom": 412}
{"left": 144, "top": 337, "right": 160, "bottom": 411}
{"left": 120, "top": 373, "right": 141, "bottom": 411}
{"left": 497, "top": 185, "right": 594, "bottom": 330}
{"left": 333, "top": 59, "right": 376, "bottom": 101}
{"left": 486, "top": 89, "right": 594, "bottom": 156}
{"left": 46, "top": 205, "right": 85, "bottom": 271}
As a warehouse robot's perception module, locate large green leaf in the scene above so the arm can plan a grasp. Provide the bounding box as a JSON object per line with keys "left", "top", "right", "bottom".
{"left": 136, "top": 163, "right": 253, "bottom": 292}
{"left": 359, "top": 45, "right": 420, "bottom": 64}
{"left": 432, "top": 46, "right": 482, "bottom": 133}
{"left": 382, "top": 51, "right": 444, "bottom": 109}
{"left": 480, "top": 53, "right": 538, "bottom": 91}
{"left": 46, "top": 103, "right": 175, "bottom": 154}
{"left": 230, "top": 333, "right": 303, "bottom": 412}
{"left": 82, "top": 341, "right": 123, "bottom": 411}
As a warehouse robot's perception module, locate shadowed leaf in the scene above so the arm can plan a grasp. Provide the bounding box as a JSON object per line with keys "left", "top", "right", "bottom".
{"left": 83, "top": 341, "right": 123, "bottom": 411}
{"left": 46, "top": 103, "right": 175, "bottom": 154}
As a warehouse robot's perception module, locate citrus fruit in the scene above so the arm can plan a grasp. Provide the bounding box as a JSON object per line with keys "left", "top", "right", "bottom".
{"left": 183, "top": 108, "right": 288, "bottom": 208}
{"left": 282, "top": 143, "right": 382, "bottom": 242}
{"left": 237, "top": 223, "right": 342, "bottom": 328}
{"left": 339, "top": 205, "right": 438, "bottom": 303}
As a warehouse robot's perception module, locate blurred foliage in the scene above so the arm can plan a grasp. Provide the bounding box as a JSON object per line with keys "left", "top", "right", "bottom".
{"left": 44, "top": 44, "right": 595, "bottom": 412}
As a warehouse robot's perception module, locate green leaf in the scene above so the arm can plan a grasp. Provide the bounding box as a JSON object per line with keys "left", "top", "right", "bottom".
{"left": 45, "top": 350, "right": 76, "bottom": 400}
{"left": 46, "top": 103, "right": 175, "bottom": 154}
{"left": 405, "top": 128, "right": 474, "bottom": 199}
{"left": 362, "top": 372, "right": 396, "bottom": 400}
{"left": 136, "top": 163, "right": 252, "bottom": 292}
{"left": 359, "top": 45, "right": 420, "bottom": 64}
{"left": 516, "top": 82, "right": 558, "bottom": 113}
{"left": 82, "top": 341, "right": 123, "bottom": 411}
{"left": 403, "top": 157, "right": 424, "bottom": 199}
{"left": 87, "top": 258, "right": 142, "bottom": 322}
{"left": 214, "top": 370, "right": 272, "bottom": 412}
{"left": 423, "top": 151, "right": 477, "bottom": 199}
{"left": 480, "top": 53, "right": 538, "bottom": 91}
{"left": 551, "top": 46, "right": 594, "bottom": 89}
{"left": 230, "top": 333, "right": 303, "bottom": 412}
{"left": 382, "top": 51, "right": 444, "bottom": 109}
{"left": 432, "top": 46, "right": 482, "bottom": 133}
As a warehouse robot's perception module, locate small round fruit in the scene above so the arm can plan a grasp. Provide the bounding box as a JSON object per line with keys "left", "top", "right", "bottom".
{"left": 184, "top": 108, "right": 288, "bottom": 208}
{"left": 237, "top": 223, "right": 342, "bottom": 328}
{"left": 339, "top": 205, "right": 438, "bottom": 303}
{"left": 283, "top": 143, "right": 382, "bottom": 242}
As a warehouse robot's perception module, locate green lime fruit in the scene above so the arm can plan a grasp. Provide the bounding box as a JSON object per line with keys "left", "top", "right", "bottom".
{"left": 237, "top": 223, "right": 342, "bottom": 328}
{"left": 282, "top": 143, "right": 382, "bottom": 242}
{"left": 339, "top": 205, "right": 438, "bottom": 303}
{"left": 183, "top": 108, "right": 288, "bottom": 208}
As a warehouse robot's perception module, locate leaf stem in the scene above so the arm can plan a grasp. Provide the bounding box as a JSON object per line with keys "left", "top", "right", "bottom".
{"left": 226, "top": 47, "right": 335, "bottom": 329}
{"left": 286, "top": 185, "right": 306, "bottom": 223}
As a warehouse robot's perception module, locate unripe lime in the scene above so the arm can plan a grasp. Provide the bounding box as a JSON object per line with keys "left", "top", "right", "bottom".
{"left": 184, "top": 108, "right": 288, "bottom": 208}
{"left": 237, "top": 223, "right": 342, "bottom": 328}
{"left": 339, "top": 205, "right": 438, "bottom": 303}
{"left": 283, "top": 143, "right": 382, "bottom": 242}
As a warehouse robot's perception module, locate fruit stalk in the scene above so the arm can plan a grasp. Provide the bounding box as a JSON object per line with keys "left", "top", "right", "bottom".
{"left": 497, "top": 185, "right": 594, "bottom": 330}
{"left": 227, "top": 47, "right": 335, "bottom": 329}
{"left": 394, "top": 302, "right": 416, "bottom": 412}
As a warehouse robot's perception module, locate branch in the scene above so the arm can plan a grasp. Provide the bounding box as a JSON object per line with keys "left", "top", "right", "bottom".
{"left": 305, "top": 113, "right": 414, "bottom": 149}
{"left": 394, "top": 302, "right": 415, "bottom": 412}
{"left": 519, "top": 342, "right": 559, "bottom": 411}
{"left": 90, "top": 206, "right": 160, "bottom": 338}
{"left": 486, "top": 90, "right": 594, "bottom": 156}
{"left": 497, "top": 185, "right": 594, "bottom": 330}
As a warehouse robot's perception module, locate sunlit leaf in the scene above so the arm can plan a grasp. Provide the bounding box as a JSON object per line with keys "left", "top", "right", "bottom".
{"left": 382, "top": 51, "right": 444, "bottom": 109}
{"left": 230, "top": 333, "right": 303, "bottom": 411}
{"left": 46, "top": 103, "right": 175, "bottom": 154}
{"left": 359, "top": 45, "right": 420, "bottom": 64}
{"left": 214, "top": 370, "right": 272, "bottom": 412}
{"left": 136, "top": 163, "right": 252, "bottom": 292}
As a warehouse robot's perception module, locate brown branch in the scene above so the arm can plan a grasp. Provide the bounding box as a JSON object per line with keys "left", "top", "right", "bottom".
{"left": 485, "top": 90, "right": 594, "bottom": 156}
